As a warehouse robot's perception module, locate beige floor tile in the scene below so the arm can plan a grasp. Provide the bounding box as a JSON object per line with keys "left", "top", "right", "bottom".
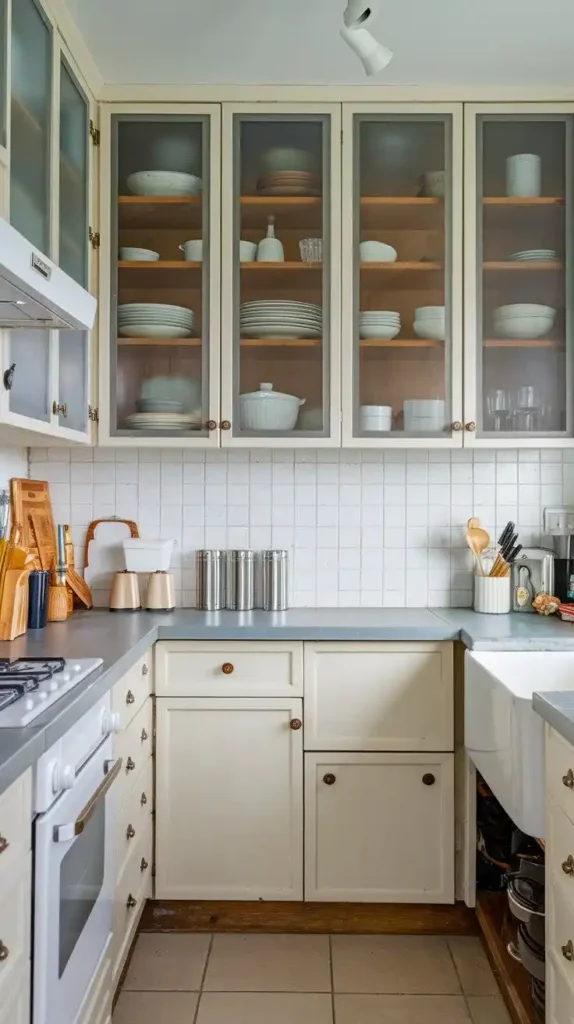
{"left": 447, "top": 937, "right": 500, "bottom": 996}
{"left": 203, "top": 933, "right": 331, "bottom": 992}
{"left": 331, "top": 935, "right": 461, "bottom": 995}
{"left": 335, "top": 994, "right": 471, "bottom": 1024}
{"left": 123, "top": 933, "right": 211, "bottom": 991}
{"left": 467, "top": 995, "right": 512, "bottom": 1024}
{"left": 113, "top": 990, "right": 199, "bottom": 1023}
{"left": 197, "top": 992, "right": 333, "bottom": 1024}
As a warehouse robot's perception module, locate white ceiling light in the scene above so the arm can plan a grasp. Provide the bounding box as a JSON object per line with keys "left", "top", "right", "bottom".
{"left": 340, "top": 2, "right": 393, "bottom": 77}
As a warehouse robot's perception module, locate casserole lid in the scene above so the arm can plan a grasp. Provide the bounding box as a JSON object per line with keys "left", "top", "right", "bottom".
{"left": 239, "top": 382, "right": 304, "bottom": 404}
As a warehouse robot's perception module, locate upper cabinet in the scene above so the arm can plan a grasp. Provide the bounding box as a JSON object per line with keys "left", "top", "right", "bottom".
{"left": 464, "top": 104, "right": 574, "bottom": 447}
{"left": 99, "top": 104, "right": 220, "bottom": 445}
{"left": 342, "top": 105, "right": 462, "bottom": 447}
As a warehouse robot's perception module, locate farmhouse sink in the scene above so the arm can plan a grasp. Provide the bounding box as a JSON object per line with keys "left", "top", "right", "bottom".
{"left": 465, "top": 650, "right": 574, "bottom": 838}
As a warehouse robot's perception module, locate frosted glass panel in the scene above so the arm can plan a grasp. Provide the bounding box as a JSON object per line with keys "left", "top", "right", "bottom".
{"left": 0, "top": 0, "right": 7, "bottom": 149}
{"left": 9, "top": 331, "right": 50, "bottom": 421}
{"left": 59, "top": 60, "right": 88, "bottom": 286}
{"left": 59, "top": 330, "right": 87, "bottom": 431}
{"left": 10, "top": 0, "right": 52, "bottom": 253}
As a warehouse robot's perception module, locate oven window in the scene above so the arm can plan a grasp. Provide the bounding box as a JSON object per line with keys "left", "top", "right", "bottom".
{"left": 59, "top": 798, "right": 106, "bottom": 977}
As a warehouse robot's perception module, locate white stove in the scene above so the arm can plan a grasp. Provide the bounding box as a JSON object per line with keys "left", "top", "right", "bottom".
{"left": 0, "top": 657, "right": 103, "bottom": 727}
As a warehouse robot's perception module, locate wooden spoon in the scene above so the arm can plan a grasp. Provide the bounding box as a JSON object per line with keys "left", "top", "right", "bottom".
{"left": 466, "top": 524, "right": 490, "bottom": 575}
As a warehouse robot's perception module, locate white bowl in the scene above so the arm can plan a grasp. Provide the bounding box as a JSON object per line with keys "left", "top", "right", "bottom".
{"left": 420, "top": 170, "right": 445, "bottom": 198}
{"left": 494, "top": 303, "right": 556, "bottom": 319}
{"left": 119, "top": 247, "right": 159, "bottom": 262}
{"left": 123, "top": 538, "right": 175, "bottom": 573}
{"left": 240, "top": 240, "right": 258, "bottom": 262}
{"left": 360, "top": 324, "right": 401, "bottom": 340}
{"left": 126, "top": 170, "right": 203, "bottom": 196}
{"left": 415, "top": 306, "right": 445, "bottom": 319}
{"left": 360, "top": 310, "right": 401, "bottom": 320}
{"left": 414, "top": 319, "right": 446, "bottom": 342}
{"left": 261, "top": 148, "right": 314, "bottom": 173}
{"left": 360, "top": 241, "right": 398, "bottom": 263}
{"left": 360, "top": 405, "right": 392, "bottom": 431}
{"left": 179, "top": 239, "right": 203, "bottom": 261}
{"left": 404, "top": 416, "right": 445, "bottom": 433}
{"left": 239, "top": 382, "right": 304, "bottom": 431}
{"left": 494, "top": 316, "right": 554, "bottom": 340}
{"left": 404, "top": 399, "right": 446, "bottom": 417}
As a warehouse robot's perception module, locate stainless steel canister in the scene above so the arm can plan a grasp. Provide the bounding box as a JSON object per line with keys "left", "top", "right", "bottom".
{"left": 226, "top": 550, "right": 255, "bottom": 610}
{"left": 262, "top": 550, "right": 289, "bottom": 611}
{"left": 197, "top": 550, "right": 225, "bottom": 610}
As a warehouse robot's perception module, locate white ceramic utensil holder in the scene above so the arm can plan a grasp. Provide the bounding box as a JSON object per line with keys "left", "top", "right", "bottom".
{"left": 474, "top": 575, "right": 511, "bottom": 614}
{"left": 506, "top": 154, "right": 541, "bottom": 198}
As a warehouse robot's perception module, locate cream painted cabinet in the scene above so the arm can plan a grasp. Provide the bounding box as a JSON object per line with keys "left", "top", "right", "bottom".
{"left": 305, "top": 751, "right": 455, "bottom": 903}
{"left": 156, "top": 696, "right": 303, "bottom": 899}
{"left": 546, "top": 725, "right": 574, "bottom": 1020}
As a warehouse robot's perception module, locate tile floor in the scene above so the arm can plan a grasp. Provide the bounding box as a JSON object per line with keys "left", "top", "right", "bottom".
{"left": 113, "top": 933, "right": 512, "bottom": 1023}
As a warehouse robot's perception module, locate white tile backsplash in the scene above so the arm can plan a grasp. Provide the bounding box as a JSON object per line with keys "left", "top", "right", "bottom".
{"left": 27, "top": 445, "right": 574, "bottom": 609}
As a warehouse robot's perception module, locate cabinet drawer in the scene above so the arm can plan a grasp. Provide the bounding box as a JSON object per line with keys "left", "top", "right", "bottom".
{"left": 0, "top": 961, "right": 30, "bottom": 1024}
{"left": 547, "top": 949, "right": 574, "bottom": 1024}
{"left": 304, "top": 642, "right": 453, "bottom": 751}
{"left": 0, "top": 854, "right": 31, "bottom": 1006}
{"left": 114, "top": 698, "right": 153, "bottom": 800}
{"left": 548, "top": 800, "right": 574, "bottom": 891}
{"left": 113, "top": 825, "right": 152, "bottom": 985}
{"left": 548, "top": 856, "right": 574, "bottom": 970}
{"left": 0, "top": 770, "right": 31, "bottom": 874}
{"left": 305, "top": 752, "right": 454, "bottom": 903}
{"left": 112, "top": 650, "right": 153, "bottom": 730}
{"left": 116, "top": 758, "right": 153, "bottom": 880}
{"left": 155, "top": 641, "right": 303, "bottom": 697}
{"left": 548, "top": 727, "right": 574, "bottom": 826}
{"left": 76, "top": 952, "right": 111, "bottom": 1024}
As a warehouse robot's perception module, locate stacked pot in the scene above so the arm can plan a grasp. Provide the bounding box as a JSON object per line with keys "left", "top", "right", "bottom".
{"left": 507, "top": 857, "right": 545, "bottom": 1018}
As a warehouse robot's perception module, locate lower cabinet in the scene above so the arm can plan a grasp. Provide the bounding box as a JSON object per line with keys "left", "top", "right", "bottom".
{"left": 305, "top": 752, "right": 455, "bottom": 903}
{"left": 155, "top": 697, "right": 304, "bottom": 900}
{"left": 0, "top": 963, "right": 30, "bottom": 1024}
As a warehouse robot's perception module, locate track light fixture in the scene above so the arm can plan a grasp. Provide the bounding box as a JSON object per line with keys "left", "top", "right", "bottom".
{"left": 341, "top": 2, "right": 393, "bottom": 77}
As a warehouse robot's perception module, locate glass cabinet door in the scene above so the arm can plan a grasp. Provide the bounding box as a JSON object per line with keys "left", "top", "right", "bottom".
{"left": 343, "top": 109, "right": 461, "bottom": 444}
{"left": 59, "top": 56, "right": 89, "bottom": 286}
{"left": 223, "top": 107, "right": 339, "bottom": 443}
{"left": 10, "top": 0, "right": 52, "bottom": 254}
{"left": 110, "top": 112, "right": 216, "bottom": 439}
{"left": 58, "top": 330, "right": 88, "bottom": 432}
{"left": 8, "top": 331, "right": 51, "bottom": 421}
{"left": 0, "top": 0, "right": 8, "bottom": 151}
{"left": 471, "top": 112, "right": 570, "bottom": 439}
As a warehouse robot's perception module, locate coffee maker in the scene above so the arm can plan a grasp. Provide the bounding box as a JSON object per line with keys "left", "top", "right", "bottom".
{"left": 544, "top": 506, "right": 574, "bottom": 601}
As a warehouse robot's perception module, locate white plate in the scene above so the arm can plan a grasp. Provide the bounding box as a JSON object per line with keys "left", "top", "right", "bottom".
{"left": 241, "top": 325, "right": 322, "bottom": 339}
{"left": 118, "top": 303, "right": 195, "bottom": 315}
{"left": 119, "top": 315, "right": 195, "bottom": 326}
{"left": 240, "top": 314, "right": 322, "bottom": 323}
{"left": 240, "top": 302, "right": 322, "bottom": 313}
{"left": 118, "top": 324, "right": 194, "bottom": 339}
{"left": 118, "top": 311, "right": 195, "bottom": 321}
{"left": 240, "top": 322, "right": 322, "bottom": 331}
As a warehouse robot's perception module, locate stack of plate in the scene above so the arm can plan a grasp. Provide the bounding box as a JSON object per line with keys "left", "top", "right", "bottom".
{"left": 118, "top": 303, "right": 195, "bottom": 339}
{"left": 508, "top": 249, "right": 559, "bottom": 262}
{"left": 240, "top": 301, "right": 322, "bottom": 339}
{"left": 125, "top": 410, "right": 202, "bottom": 431}
{"left": 256, "top": 171, "right": 321, "bottom": 196}
{"left": 359, "top": 310, "right": 401, "bottom": 340}
{"left": 126, "top": 170, "right": 202, "bottom": 196}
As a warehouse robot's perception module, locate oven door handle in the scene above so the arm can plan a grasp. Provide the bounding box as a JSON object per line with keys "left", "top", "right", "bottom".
{"left": 53, "top": 758, "right": 123, "bottom": 843}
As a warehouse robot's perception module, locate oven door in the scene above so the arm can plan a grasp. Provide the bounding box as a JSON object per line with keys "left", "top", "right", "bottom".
{"left": 33, "top": 736, "right": 121, "bottom": 1024}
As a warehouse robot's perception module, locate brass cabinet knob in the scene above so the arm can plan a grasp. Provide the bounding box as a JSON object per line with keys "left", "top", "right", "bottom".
{"left": 126, "top": 690, "right": 135, "bottom": 705}
{"left": 126, "top": 894, "right": 137, "bottom": 910}
{"left": 0, "top": 941, "right": 8, "bottom": 961}
{"left": 562, "top": 855, "right": 574, "bottom": 876}
{"left": 126, "top": 757, "right": 136, "bottom": 773}
{"left": 141, "top": 728, "right": 148, "bottom": 743}
{"left": 207, "top": 420, "right": 217, "bottom": 430}
{"left": 563, "top": 769, "right": 574, "bottom": 789}
{"left": 140, "top": 857, "right": 148, "bottom": 872}
{"left": 422, "top": 773, "right": 436, "bottom": 786}
{"left": 220, "top": 420, "right": 231, "bottom": 430}
{"left": 562, "top": 939, "right": 574, "bottom": 961}
{"left": 126, "top": 824, "right": 136, "bottom": 840}
{"left": 465, "top": 422, "right": 476, "bottom": 432}
{"left": 140, "top": 792, "right": 148, "bottom": 807}
{"left": 0, "top": 836, "right": 8, "bottom": 855}
{"left": 451, "top": 421, "right": 463, "bottom": 431}
{"left": 52, "top": 401, "right": 68, "bottom": 417}
{"left": 290, "top": 718, "right": 302, "bottom": 730}
{"left": 142, "top": 664, "right": 149, "bottom": 676}
{"left": 222, "top": 662, "right": 234, "bottom": 675}
{"left": 323, "top": 773, "right": 336, "bottom": 785}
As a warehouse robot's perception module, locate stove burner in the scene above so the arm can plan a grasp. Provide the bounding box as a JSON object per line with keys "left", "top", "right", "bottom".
{"left": 0, "top": 677, "right": 39, "bottom": 695}
{"left": 0, "top": 657, "right": 65, "bottom": 676}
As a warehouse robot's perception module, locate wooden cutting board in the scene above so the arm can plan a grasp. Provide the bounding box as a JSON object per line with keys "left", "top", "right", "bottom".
{"left": 10, "top": 478, "right": 56, "bottom": 569}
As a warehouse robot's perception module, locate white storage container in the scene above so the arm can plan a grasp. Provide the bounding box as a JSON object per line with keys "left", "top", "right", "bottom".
{"left": 474, "top": 575, "right": 511, "bottom": 614}
{"left": 123, "top": 538, "right": 175, "bottom": 572}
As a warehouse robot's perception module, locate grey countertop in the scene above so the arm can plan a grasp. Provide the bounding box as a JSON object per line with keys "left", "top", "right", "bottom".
{"left": 3, "top": 606, "right": 574, "bottom": 796}
{"left": 533, "top": 691, "right": 574, "bottom": 749}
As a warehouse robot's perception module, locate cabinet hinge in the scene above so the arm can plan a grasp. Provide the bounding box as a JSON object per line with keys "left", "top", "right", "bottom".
{"left": 88, "top": 227, "right": 100, "bottom": 250}
{"left": 88, "top": 405, "right": 99, "bottom": 423}
{"left": 340, "top": 129, "right": 343, "bottom": 144}
{"left": 89, "top": 119, "right": 100, "bottom": 146}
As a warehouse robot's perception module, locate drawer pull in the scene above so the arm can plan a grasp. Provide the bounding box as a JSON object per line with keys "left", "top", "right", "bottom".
{"left": 140, "top": 792, "right": 148, "bottom": 807}
{"left": 563, "top": 769, "right": 574, "bottom": 789}
{"left": 222, "top": 662, "right": 234, "bottom": 675}
{"left": 140, "top": 857, "right": 148, "bottom": 872}
{"left": 126, "top": 757, "right": 136, "bottom": 773}
{"left": 141, "top": 728, "right": 148, "bottom": 743}
{"left": 126, "top": 690, "right": 135, "bottom": 705}
{"left": 126, "top": 894, "right": 137, "bottom": 910}
{"left": 323, "top": 773, "right": 336, "bottom": 786}
{"left": 0, "top": 835, "right": 8, "bottom": 855}
{"left": 290, "top": 718, "right": 302, "bottom": 730}
{"left": 0, "top": 941, "right": 8, "bottom": 961}
{"left": 142, "top": 664, "right": 149, "bottom": 676}
{"left": 126, "top": 824, "right": 136, "bottom": 840}
{"left": 562, "top": 939, "right": 574, "bottom": 961}
{"left": 562, "top": 855, "right": 574, "bottom": 876}
{"left": 422, "top": 774, "right": 436, "bottom": 786}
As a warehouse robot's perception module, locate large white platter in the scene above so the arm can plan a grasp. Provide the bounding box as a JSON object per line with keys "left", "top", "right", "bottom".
{"left": 118, "top": 324, "right": 194, "bottom": 338}
{"left": 241, "top": 325, "right": 322, "bottom": 339}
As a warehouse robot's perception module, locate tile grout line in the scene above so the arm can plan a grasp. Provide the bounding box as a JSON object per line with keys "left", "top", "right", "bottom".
{"left": 328, "top": 934, "right": 336, "bottom": 1024}
{"left": 445, "top": 938, "right": 474, "bottom": 1023}
{"left": 192, "top": 934, "right": 215, "bottom": 1024}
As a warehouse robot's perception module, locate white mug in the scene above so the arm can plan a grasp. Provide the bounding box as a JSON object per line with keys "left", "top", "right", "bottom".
{"left": 239, "top": 240, "right": 257, "bottom": 262}
{"left": 179, "top": 239, "right": 203, "bottom": 261}
{"left": 506, "top": 154, "right": 541, "bottom": 198}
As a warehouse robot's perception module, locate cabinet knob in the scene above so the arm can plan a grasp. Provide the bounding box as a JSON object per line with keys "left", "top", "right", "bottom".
{"left": 52, "top": 401, "right": 68, "bottom": 418}
{"left": 126, "top": 824, "right": 136, "bottom": 840}
{"left": 3, "top": 364, "right": 15, "bottom": 391}
{"left": 140, "top": 792, "right": 148, "bottom": 807}
{"left": 422, "top": 773, "right": 436, "bottom": 786}
{"left": 465, "top": 422, "right": 476, "bottom": 432}
{"left": 323, "top": 773, "right": 336, "bottom": 785}
{"left": 141, "top": 728, "right": 148, "bottom": 743}
{"left": 126, "top": 757, "right": 136, "bottom": 773}
{"left": 290, "top": 718, "right": 302, "bottom": 730}
{"left": 140, "top": 857, "right": 149, "bottom": 872}
{"left": 207, "top": 420, "right": 217, "bottom": 431}
{"left": 142, "top": 664, "right": 149, "bottom": 676}
{"left": 0, "top": 836, "right": 8, "bottom": 855}
{"left": 562, "top": 939, "right": 574, "bottom": 961}
{"left": 220, "top": 420, "right": 231, "bottom": 430}
{"left": 451, "top": 421, "right": 463, "bottom": 431}
{"left": 562, "top": 855, "right": 574, "bottom": 876}
{"left": 126, "top": 689, "right": 135, "bottom": 705}
{"left": 563, "top": 769, "right": 574, "bottom": 789}
{"left": 0, "top": 941, "right": 8, "bottom": 961}
{"left": 126, "top": 894, "right": 137, "bottom": 910}
{"left": 222, "top": 662, "right": 234, "bottom": 675}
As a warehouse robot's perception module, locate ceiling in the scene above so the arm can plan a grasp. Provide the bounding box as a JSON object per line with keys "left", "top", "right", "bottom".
{"left": 65, "top": 0, "right": 574, "bottom": 86}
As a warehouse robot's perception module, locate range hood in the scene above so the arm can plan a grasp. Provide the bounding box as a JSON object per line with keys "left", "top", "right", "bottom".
{"left": 0, "top": 218, "right": 97, "bottom": 330}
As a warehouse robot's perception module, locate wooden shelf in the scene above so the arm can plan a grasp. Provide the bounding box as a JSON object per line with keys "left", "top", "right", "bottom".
{"left": 118, "top": 196, "right": 202, "bottom": 229}
{"left": 359, "top": 338, "right": 443, "bottom": 348}
{"left": 360, "top": 196, "right": 443, "bottom": 227}
{"left": 118, "top": 260, "right": 202, "bottom": 287}
{"left": 241, "top": 196, "right": 322, "bottom": 229}
{"left": 484, "top": 338, "right": 564, "bottom": 348}
{"left": 240, "top": 338, "right": 321, "bottom": 348}
{"left": 484, "top": 261, "right": 563, "bottom": 271}
{"left": 476, "top": 891, "right": 537, "bottom": 1024}
{"left": 118, "top": 337, "right": 201, "bottom": 347}
{"left": 484, "top": 196, "right": 564, "bottom": 206}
